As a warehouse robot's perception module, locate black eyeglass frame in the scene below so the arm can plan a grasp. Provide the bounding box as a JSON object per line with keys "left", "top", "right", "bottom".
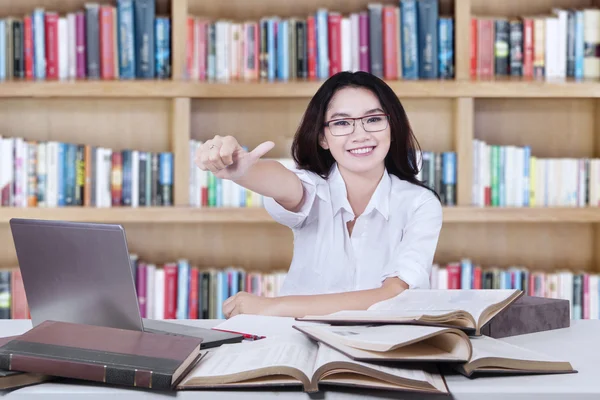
{"left": 323, "top": 113, "right": 390, "bottom": 136}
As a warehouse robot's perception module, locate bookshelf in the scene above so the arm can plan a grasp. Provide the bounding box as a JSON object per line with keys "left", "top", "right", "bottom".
{"left": 1, "top": 0, "right": 600, "bottom": 319}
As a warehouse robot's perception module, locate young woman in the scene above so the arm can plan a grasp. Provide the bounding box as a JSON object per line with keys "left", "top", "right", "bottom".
{"left": 195, "top": 71, "right": 443, "bottom": 319}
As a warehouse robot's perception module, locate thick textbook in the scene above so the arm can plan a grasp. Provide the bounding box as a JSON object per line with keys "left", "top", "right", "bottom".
{"left": 0, "top": 320, "right": 203, "bottom": 391}
{"left": 291, "top": 324, "right": 574, "bottom": 378}
{"left": 293, "top": 324, "right": 473, "bottom": 362}
{"left": 298, "top": 289, "right": 523, "bottom": 335}
{"left": 177, "top": 334, "right": 448, "bottom": 394}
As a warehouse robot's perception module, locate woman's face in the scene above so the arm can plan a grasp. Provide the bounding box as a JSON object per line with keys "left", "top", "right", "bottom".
{"left": 320, "top": 87, "right": 391, "bottom": 176}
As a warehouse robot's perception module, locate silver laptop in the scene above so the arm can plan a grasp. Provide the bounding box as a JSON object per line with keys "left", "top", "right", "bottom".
{"left": 9, "top": 218, "right": 243, "bottom": 349}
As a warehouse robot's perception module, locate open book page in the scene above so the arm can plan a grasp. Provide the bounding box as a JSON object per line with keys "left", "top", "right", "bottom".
{"left": 368, "top": 289, "right": 520, "bottom": 327}
{"left": 213, "top": 315, "right": 326, "bottom": 338}
{"left": 295, "top": 324, "right": 471, "bottom": 362}
{"left": 178, "top": 334, "right": 318, "bottom": 387}
{"left": 296, "top": 324, "right": 457, "bottom": 352}
{"left": 312, "top": 342, "right": 447, "bottom": 393}
{"left": 468, "top": 335, "right": 571, "bottom": 365}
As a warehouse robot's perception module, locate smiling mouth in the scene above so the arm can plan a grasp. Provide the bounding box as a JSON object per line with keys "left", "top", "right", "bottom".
{"left": 348, "top": 146, "right": 375, "bottom": 155}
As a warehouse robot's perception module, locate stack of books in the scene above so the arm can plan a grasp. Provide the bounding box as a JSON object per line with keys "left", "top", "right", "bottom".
{"left": 0, "top": 289, "right": 576, "bottom": 394}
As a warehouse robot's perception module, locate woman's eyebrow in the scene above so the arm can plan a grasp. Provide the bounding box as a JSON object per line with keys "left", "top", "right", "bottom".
{"left": 329, "top": 108, "right": 385, "bottom": 119}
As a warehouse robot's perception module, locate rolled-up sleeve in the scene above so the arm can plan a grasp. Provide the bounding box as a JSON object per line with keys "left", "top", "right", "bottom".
{"left": 263, "top": 169, "right": 319, "bottom": 229}
{"left": 381, "top": 191, "right": 443, "bottom": 289}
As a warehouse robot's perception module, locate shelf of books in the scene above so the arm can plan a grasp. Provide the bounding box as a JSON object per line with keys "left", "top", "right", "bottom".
{"left": 1, "top": 256, "right": 597, "bottom": 321}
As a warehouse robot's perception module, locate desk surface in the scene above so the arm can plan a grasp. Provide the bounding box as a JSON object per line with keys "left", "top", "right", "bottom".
{"left": 1, "top": 319, "right": 599, "bottom": 400}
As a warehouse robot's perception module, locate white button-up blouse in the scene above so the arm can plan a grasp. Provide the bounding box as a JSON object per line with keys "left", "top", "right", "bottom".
{"left": 263, "top": 163, "right": 443, "bottom": 296}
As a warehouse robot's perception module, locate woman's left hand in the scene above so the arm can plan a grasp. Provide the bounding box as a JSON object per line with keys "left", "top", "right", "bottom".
{"left": 222, "top": 292, "right": 278, "bottom": 319}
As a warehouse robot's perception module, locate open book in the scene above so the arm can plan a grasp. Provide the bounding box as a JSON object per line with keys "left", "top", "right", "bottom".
{"left": 453, "top": 335, "right": 575, "bottom": 377}
{"left": 298, "top": 289, "right": 523, "bottom": 335}
{"left": 177, "top": 333, "right": 448, "bottom": 394}
{"left": 293, "top": 324, "right": 473, "bottom": 363}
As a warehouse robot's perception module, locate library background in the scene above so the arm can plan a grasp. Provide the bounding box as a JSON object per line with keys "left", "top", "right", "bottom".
{"left": 0, "top": 0, "right": 599, "bottom": 321}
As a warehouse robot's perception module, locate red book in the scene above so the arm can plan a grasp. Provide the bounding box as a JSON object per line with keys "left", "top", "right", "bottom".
{"left": 477, "top": 18, "right": 494, "bottom": 78}
{"left": 472, "top": 265, "right": 482, "bottom": 289}
{"left": 306, "top": 15, "right": 317, "bottom": 79}
{"left": 382, "top": 6, "right": 398, "bottom": 79}
{"left": 163, "top": 263, "right": 178, "bottom": 320}
{"left": 23, "top": 15, "right": 34, "bottom": 80}
{"left": 446, "top": 263, "right": 461, "bottom": 289}
{"left": 99, "top": 5, "right": 115, "bottom": 79}
{"left": 45, "top": 12, "right": 59, "bottom": 79}
{"left": 188, "top": 267, "right": 199, "bottom": 319}
{"left": 328, "top": 12, "right": 342, "bottom": 76}
{"left": 470, "top": 18, "right": 477, "bottom": 78}
{"left": 522, "top": 17, "right": 534, "bottom": 78}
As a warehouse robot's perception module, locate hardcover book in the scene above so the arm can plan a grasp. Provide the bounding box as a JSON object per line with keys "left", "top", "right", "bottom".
{"left": 0, "top": 320, "right": 203, "bottom": 391}
{"left": 297, "top": 289, "right": 523, "bottom": 336}
{"left": 177, "top": 334, "right": 448, "bottom": 394}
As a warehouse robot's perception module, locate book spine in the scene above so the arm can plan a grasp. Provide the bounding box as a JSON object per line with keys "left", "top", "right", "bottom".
{"left": 470, "top": 17, "right": 477, "bottom": 77}
{"left": 23, "top": 16, "right": 34, "bottom": 79}
{"left": 522, "top": 18, "right": 534, "bottom": 78}
{"left": 328, "top": 12, "right": 342, "bottom": 76}
{"left": 155, "top": 17, "right": 171, "bottom": 79}
{"left": 33, "top": 9, "right": 45, "bottom": 79}
{"left": 0, "top": 351, "right": 173, "bottom": 390}
{"left": 13, "top": 19, "right": 24, "bottom": 79}
{"left": 86, "top": 4, "right": 101, "bottom": 79}
{"left": 438, "top": 17, "right": 454, "bottom": 78}
{"left": 296, "top": 20, "right": 307, "bottom": 78}
{"left": 382, "top": 6, "right": 397, "bottom": 79}
{"left": 134, "top": 0, "right": 156, "bottom": 78}
{"left": 117, "top": 0, "right": 136, "bottom": 79}
{"left": 417, "top": 0, "right": 438, "bottom": 78}
{"left": 509, "top": 19, "right": 523, "bottom": 76}
{"left": 358, "top": 12, "right": 369, "bottom": 73}
{"left": 306, "top": 16, "right": 317, "bottom": 79}
{"left": 368, "top": 4, "right": 383, "bottom": 77}
{"left": 494, "top": 19, "right": 509, "bottom": 76}
{"left": 316, "top": 9, "right": 329, "bottom": 79}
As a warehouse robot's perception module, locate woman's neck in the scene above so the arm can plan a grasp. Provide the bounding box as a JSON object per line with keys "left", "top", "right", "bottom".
{"left": 338, "top": 164, "right": 385, "bottom": 217}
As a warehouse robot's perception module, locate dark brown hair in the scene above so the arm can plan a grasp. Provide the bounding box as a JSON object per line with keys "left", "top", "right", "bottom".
{"left": 291, "top": 71, "right": 438, "bottom": 198}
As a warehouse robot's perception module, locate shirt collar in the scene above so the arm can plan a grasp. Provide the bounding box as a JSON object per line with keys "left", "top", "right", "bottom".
{"left": 328, "top": 163, "right": 391, "bottom": 220}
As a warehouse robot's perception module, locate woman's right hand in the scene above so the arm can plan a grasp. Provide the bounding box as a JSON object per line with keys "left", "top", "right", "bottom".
{"left": 194, "top": 135, "right": 275, "bottom": 181}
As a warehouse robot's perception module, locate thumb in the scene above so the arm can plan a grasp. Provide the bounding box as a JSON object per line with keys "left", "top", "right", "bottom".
{"left": 248, "top": 141, "right": 275, "bottom": 161}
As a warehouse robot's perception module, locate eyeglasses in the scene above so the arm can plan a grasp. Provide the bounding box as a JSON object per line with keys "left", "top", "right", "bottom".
{"left": 324, "top": 114, "right": 390, "bottom": 136}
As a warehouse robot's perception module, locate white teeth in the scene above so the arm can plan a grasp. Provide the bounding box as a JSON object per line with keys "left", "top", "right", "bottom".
{"left": 349, "top": 147, "right": 373, "bottom": 155}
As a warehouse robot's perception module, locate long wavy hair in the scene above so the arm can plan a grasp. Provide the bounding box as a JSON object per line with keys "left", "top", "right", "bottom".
{"left": 291, "top": 71, "right": 439, "bottom": 199}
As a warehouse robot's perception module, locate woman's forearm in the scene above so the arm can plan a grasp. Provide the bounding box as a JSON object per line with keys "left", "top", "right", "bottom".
{"left": 233, "top": 159, "right": 304, "bottom": 211}
{"left": 270, "top": 278, "right": 409, "bottom": 318}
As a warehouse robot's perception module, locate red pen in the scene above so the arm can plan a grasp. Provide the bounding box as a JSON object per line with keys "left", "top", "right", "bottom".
{"left": 212, "top": 328, "right": 266, "bottom": 341}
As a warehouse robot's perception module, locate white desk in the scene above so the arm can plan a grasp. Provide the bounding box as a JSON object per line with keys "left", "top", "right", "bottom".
{"left": 1, "top": 319, "right": 599, "bottom": 400}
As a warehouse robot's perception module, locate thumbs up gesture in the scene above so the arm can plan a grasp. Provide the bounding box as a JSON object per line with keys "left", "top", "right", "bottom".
{"left": 195, "top": 135, "right": 275, "bottom": 181}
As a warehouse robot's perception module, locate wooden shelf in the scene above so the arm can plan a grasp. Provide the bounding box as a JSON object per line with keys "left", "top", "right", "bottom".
{"left": 1, "top": 79, "right": 600, "bottom": 99}
{"left": 0, "top": 207, "right": 599, "bottom": 224}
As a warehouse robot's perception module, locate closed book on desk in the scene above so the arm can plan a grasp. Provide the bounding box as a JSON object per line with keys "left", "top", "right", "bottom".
{"left": 0, "top": 336, "right": 51, "bottom": 390}
{"left": 298, "top": 289, "right": 523, "bottom": 336}
{"left": 0, "top": 320, "right": 203, "bottom": 391}
{"left": 178, "top": 334, "right": 448, "bottom": 394}
{"left": 480, "top": 296, "right": 570, "bottom": 338}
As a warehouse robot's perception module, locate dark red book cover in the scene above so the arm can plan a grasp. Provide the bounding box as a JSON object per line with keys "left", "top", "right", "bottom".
{"left": 75, "top": 11, "right": 87, "bottom": 79}
{"left": 164, "top": 263, "right": 178, "bottom": 320}
{"left": 44, "top": 12, "right": 59, "bottom": 79}
{"left": 522, "top": 17, "right": 534, "bottom": 78}
{"left": 470, "top": 18, "right": 477, "bottom": 78}
{"left": 306, "top": 15, "right": 317, "bottom": 80}
{"left": 446, "top": 263, "right": 461, "bottom": 289}
{"left": 328, "top": 12, "right": 342, "bottom": 76}
{"left": 23, "top": 16, "right": 34, "bottom": 80}
{"left": 0, "top": 320, "right": 202, "bottom": 390}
